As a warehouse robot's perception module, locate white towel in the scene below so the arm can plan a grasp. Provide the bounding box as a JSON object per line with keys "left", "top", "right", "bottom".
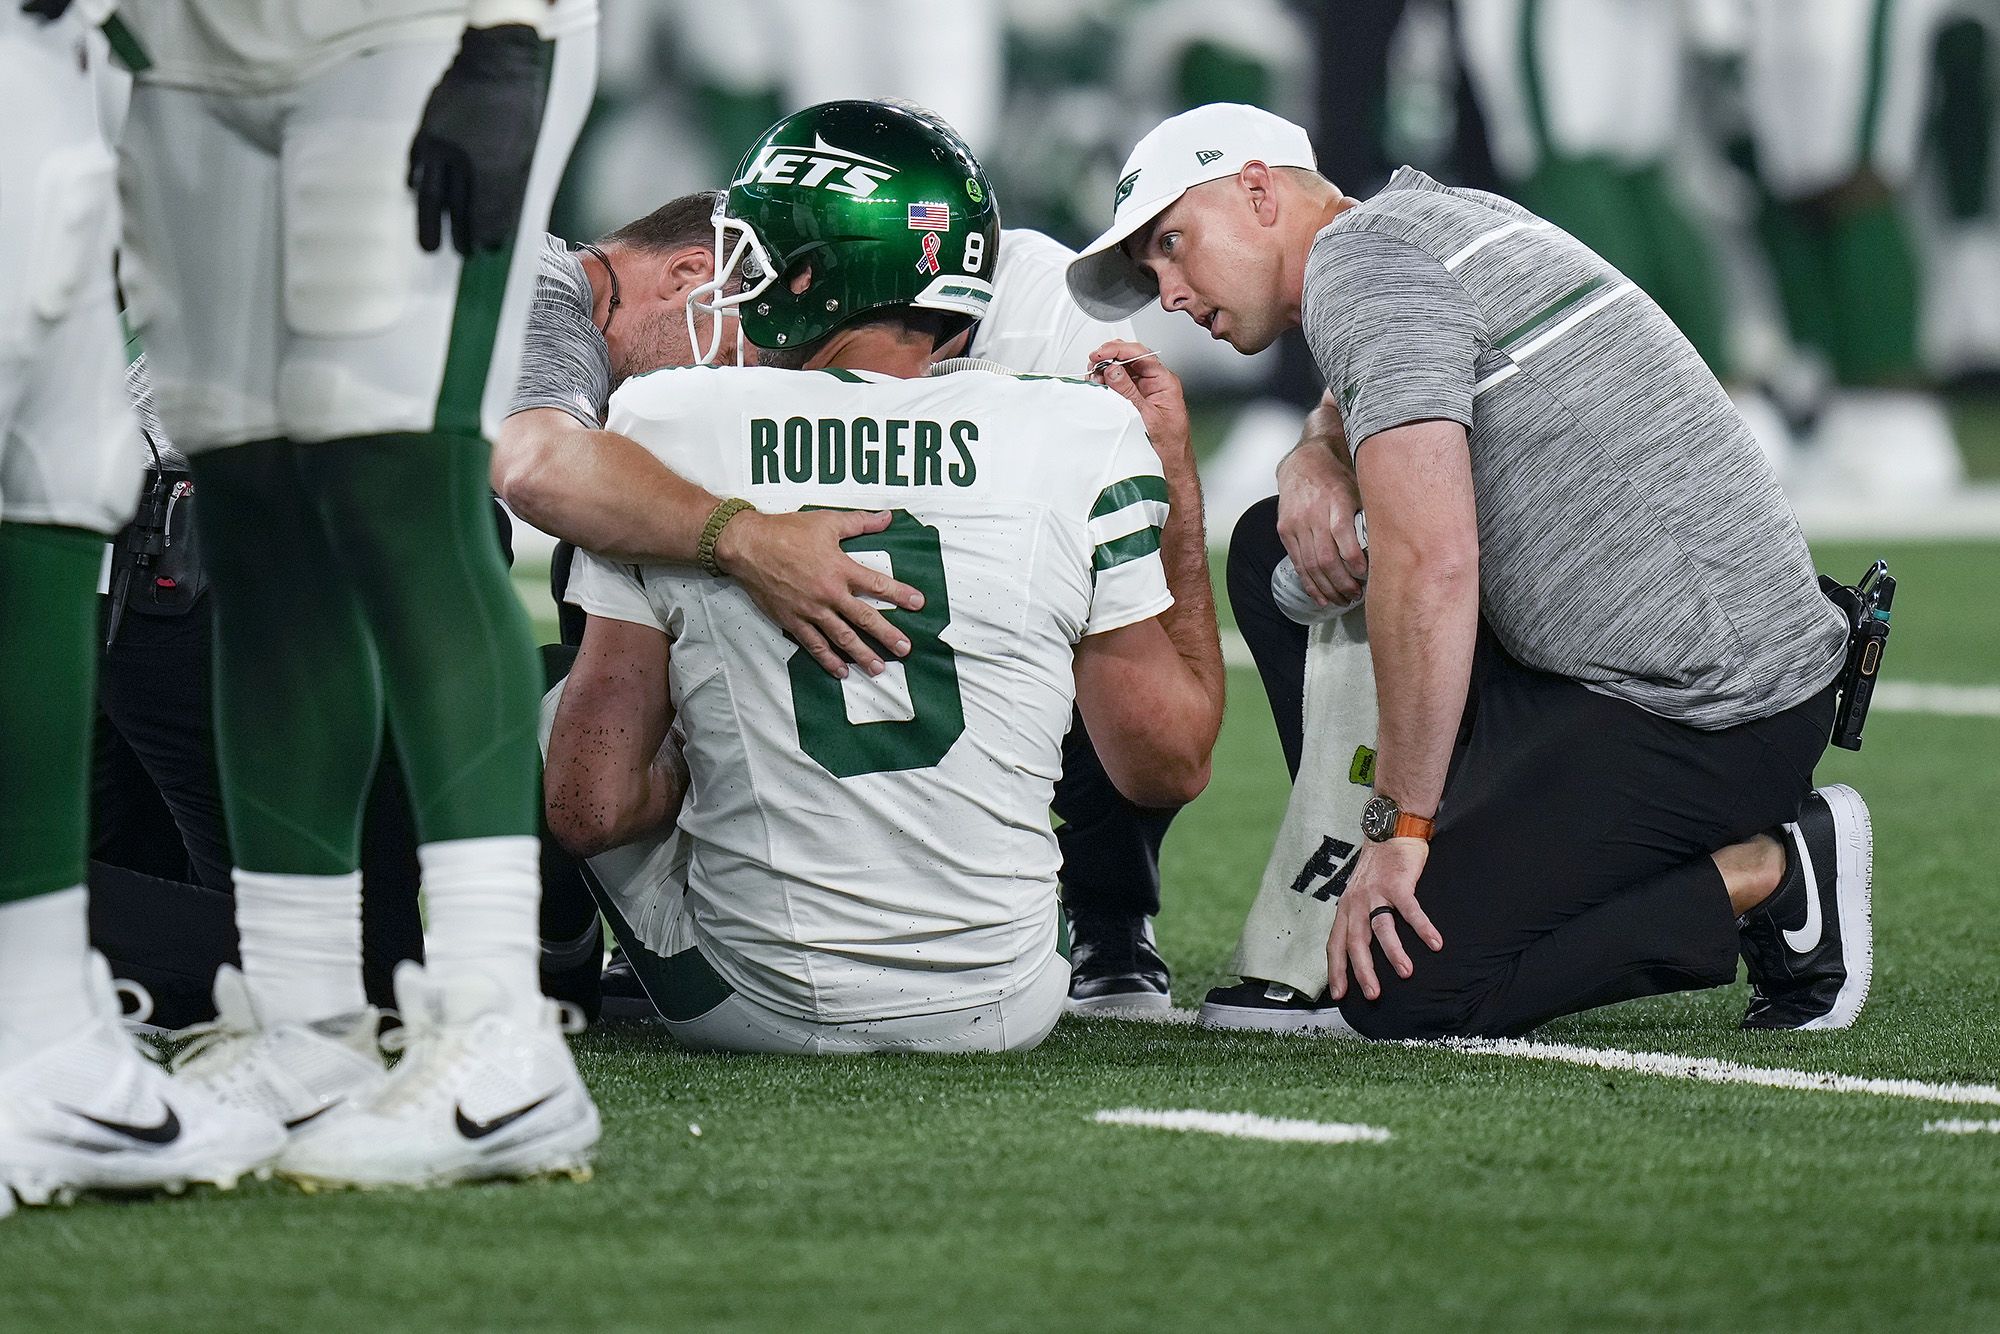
{"left": 1227, "top": 606, "right": 1379, "bottom": 996}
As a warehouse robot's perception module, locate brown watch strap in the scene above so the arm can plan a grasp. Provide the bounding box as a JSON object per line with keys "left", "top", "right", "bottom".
{"left": 1392, "top": 811, "right": 1436, "bottom": 841}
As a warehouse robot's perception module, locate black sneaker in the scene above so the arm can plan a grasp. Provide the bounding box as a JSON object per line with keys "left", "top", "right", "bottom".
{"left": 1198, "top": 979, "right": 1353, "bottom": 1033}
{"left": 599, "top": 946, "right": 662, "bottom": 1022}
{"left": 538, "top": 917, "right": 603, "bottom": 1025}
{"left": 1066, "top": 913, "right": 1173, "bottom": 1014}
{"left": 1740, "top": 784, "right": 1874, "bottom": 1030}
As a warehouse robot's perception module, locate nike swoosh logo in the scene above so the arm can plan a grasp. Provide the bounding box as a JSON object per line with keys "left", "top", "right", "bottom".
{"left": 1782, "top": 821, "right": 1824, "bottom": 953}
{"left": 455, "top": 1094, "right": 553, "bottom": 1141}
{"left": 285, "top": 1103, "right": 338, "bottom": 1131}
{"left": 67, "top": 1104, "right": 181, "bottom": 1146}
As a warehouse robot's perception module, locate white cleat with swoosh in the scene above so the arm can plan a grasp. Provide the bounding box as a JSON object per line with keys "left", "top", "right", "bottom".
{"left": 1739, "top": 785, "right": 1874, "bottom": 1030}
{"left": 279, "top": 962, "right": 599, "bottom": 1190}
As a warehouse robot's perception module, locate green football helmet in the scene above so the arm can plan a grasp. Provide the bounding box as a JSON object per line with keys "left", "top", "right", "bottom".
{"left": 688, "top": 100, "right": 1001, "bottom": 361}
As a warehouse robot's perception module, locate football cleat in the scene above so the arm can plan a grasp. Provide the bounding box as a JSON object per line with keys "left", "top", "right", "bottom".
{"left": 169, "top": 966, "right": 387, "bottom": 1132}
{"left": 1066, "top": 913, "right": 1173, "bottom": 1015}
{"left": 1197, "top": 979, "right": 1358, "bottom": 1034}
{"left": 598, "top": 947, "right": 660, "bottom": 1022}
{"left": 279, "top": 962, "right": 599, "bottom": 1190}
{"left": 0, "top": 954, "right": 284, "bottom": 1205}
{"left": 1739, "top": 784, "right": 1874, "bottom": 1031}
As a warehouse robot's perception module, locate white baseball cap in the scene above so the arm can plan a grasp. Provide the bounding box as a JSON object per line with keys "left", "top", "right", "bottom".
{"left": 1065, "top": 103, "right": 1317, "bottom": 321}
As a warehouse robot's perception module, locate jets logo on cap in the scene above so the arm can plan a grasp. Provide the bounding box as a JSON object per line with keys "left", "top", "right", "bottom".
{"left": 1114, "top": 170, "right": 1140, "bottom": 210}
{"left": 1196, "top": 149, "right": 1224, "bottom": 166}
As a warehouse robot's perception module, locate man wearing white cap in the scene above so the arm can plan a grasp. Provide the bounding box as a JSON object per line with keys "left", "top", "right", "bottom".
{"left": 1068, "top": 103, "right": 1876, "bottom": 1039}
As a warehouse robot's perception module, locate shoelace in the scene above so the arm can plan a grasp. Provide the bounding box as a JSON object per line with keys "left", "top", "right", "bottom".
{"left": 112, "top": 978, "right": 154, "bottom": 1028}
{"left": 165, "top": 1012, "right": 258, "bottom": 1074}
{"left": 369, "top": 1001, "right": 583, "bottom": 1115}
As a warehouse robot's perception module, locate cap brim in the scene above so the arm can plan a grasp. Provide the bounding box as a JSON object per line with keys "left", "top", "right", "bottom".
{"left": 1064, "top": 191, "right": 1183, "bottom": 321}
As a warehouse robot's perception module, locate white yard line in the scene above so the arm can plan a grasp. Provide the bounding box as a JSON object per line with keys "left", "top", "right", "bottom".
{"left": 1440, "top": 1038, "right": 2000, "bottom": 1106}
{"left": 1094, "top": 1107, "right": 1391, "bottom": 1144}
{"left": 1872, "top": 680, "right": 2000, "bottom": 717}
{"left": 1924, "top": 1119, "right": 2000, "bottom": 1134}
{"left": 1219, "top": 631, "right": 2000, "bottom": 719}
{"left": 1088, "top": 1012, "right": 2000, "bottom": 1108}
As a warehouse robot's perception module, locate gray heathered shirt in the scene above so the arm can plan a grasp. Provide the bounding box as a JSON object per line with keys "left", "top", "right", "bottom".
{"left": 508, "top": 234, "right": 613, "bottom": 429}
{"left": 1304, "top": 167, "right": 1847, "bottom": 729}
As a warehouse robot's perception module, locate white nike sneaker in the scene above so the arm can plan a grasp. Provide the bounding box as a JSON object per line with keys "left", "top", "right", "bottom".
{"left": 169, "top": 966, "right": 387, "bottom": 1133}
{"left": 280, "top": 962, "right": 599, "bottom": 1190}
{"left": 0, "top": 955, "right": 285, "bottom": 1205}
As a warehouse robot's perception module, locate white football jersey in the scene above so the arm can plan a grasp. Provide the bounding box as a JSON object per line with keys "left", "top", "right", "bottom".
{"left": 121, "top": 0, "right": 595, "bottom": 94}
{"left": 971, "top": 229, "right": 1136, "bottom": 377}
{"left": 568, "top": 364, "right": 1172, "bottom": 1022}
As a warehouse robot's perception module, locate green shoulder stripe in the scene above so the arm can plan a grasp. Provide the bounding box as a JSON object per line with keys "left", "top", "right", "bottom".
{"left": 1493, "top": 276, "right": 1606, "bottom": 351}
{"left": 819, "top": 368, "right": 866, "bottom": 382}
{"left": 103, "top": 16, "right": 152, "bottom": 74}
{"left": 1093, "top": 526, "right": 1162, "bottom": 571}
{"left": 1090, "top": 474, "right": 1169, "bottom": 520}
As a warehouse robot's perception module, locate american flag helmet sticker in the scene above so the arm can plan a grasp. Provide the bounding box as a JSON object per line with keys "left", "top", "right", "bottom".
{"left": 907, "top": 203, "right": 951, "bottom": 231}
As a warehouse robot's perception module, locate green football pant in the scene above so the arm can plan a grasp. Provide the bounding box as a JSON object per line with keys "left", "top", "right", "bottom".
{"left": 191, "top": 434, "right": 541, "bottom": 876}
{"left": 0, "top": 524, "right": 104, "bottom": 903}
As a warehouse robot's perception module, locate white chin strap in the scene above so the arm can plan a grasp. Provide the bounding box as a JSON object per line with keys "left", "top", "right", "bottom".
{"left": 687, "top": 207, "right": 775, "bottom": 367}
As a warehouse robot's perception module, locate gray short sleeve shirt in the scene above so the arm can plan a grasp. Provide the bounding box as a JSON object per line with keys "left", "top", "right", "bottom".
{"left": 508, "top": 234, "right": 612, "bottom": 429}
{"left": 1303, "top": 168, "right": 1847, "bottom": 729}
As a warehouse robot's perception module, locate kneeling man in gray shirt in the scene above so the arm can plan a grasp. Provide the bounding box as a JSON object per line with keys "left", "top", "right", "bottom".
{"left": 1069, "top": 104, "right": 1869, "bottom": 1038}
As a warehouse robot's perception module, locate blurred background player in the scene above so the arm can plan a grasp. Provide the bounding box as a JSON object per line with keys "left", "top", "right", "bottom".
{"left": 1739, "top": 0, "right": 1964, "bottom": 497}
{"left": 114, "top": 0, "right": 601, "bottom": 1188}
{"left": 0, "top": 0, "right": 281, "bottom": 1209}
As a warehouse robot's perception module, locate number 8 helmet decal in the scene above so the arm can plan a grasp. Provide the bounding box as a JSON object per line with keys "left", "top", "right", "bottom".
{"left": 687, "top": 100, "right": 1003, "bottom": 364}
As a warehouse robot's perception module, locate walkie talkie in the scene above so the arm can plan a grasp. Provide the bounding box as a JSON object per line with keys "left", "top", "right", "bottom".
{"left": 1827, "top": 559, "right": 1894, "bottom": 751}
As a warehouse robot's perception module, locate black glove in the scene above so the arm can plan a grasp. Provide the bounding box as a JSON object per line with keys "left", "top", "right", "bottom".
{"left": 407, "top": 23, "right": 549, "bottom": 256}
{"left": 21, "top": 0, "right": 76, "bottom": 19}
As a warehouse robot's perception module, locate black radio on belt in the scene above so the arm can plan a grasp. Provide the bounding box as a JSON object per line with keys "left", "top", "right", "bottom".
{"left": 105, "top": 429, "right": 206, "bottom": 647}
{"left": 1820, "top": 559, "right": 1894, "bottom": 751}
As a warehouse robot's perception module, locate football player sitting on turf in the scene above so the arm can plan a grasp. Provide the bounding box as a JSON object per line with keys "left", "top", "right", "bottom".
{"left": 542, "top": 101, "right": 1223, "bottom": 1053}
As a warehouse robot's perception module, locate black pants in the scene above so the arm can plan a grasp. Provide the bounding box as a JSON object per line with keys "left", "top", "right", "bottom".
{"left": 1227, "top": 498, "right": 1832, "bottom": 1038}
{"left": 94, "top": 603, "right": 233, "bottom": 892}
{"left": 550, "top": 542, "right": 1179, "bottom": 921}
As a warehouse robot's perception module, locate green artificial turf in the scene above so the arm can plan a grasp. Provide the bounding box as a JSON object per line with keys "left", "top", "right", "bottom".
{"left": 15, "top": 540, "right": 2000, "bottom": 1332}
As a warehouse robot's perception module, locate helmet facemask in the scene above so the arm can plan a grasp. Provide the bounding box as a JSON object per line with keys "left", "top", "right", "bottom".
{"left": 685, "top": 196, "right": 772, "bottom": 366}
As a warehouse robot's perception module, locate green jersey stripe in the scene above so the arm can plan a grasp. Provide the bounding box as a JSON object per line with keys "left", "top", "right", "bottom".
{"left": 1090, "top": 474, "right": 1169, "bottom": 520}
{"left": 1857, "top": 0, "right": 1895, "bottom": 163}
{"left": 1494, "top": 276, "right": 1607, "bottom": 351}
{"left": 819, "top": 368, "right": 866, "bottom": 382}
{"left": 1093, "top": 526, "right": 1162, "bottom": 571}
{"left": 431, "top": 42, "right": 553, "bottom": 437}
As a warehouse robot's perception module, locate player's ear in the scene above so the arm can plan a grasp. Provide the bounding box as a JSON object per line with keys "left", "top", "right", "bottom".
{"left": 1241, "top": 161, "right": 1278, "bottom": 225}
{"left": 664, "top": 246, "right": 714, "bottom": 297}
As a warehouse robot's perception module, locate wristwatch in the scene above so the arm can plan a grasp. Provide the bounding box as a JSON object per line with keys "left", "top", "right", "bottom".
{"left": 1361, "top": 794, "right": 1435, "bottom": 843}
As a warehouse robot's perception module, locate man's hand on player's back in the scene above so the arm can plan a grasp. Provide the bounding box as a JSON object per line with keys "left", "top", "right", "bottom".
{"left": 713, "top": 507, "right": 922, "bottom": 680}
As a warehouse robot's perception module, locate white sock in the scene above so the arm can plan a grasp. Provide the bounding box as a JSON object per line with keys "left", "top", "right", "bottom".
{"left": 0, "top": 886, "right": 99, "bottom": 1062}
{"left": 234, "top": 868, "right": 366, "bottom": 1025}
{"left": 419, "top": 836, "right": 542, "bottom": 1020}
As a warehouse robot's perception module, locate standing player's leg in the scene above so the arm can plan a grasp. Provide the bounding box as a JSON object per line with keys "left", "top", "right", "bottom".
{"left": 261, "top": 22, "right": 601, "bottom": 1188}
{"left": 0, "top": 9, "right": 281, "bottom": 1205}
{"left": 118, "top": 77, "right": 393, "bottom": 1133}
